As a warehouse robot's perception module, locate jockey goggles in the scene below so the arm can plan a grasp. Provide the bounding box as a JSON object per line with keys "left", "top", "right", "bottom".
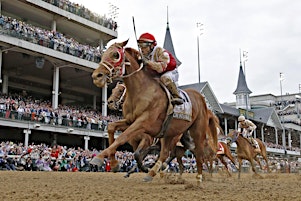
{"left": 138, "top": 42, "right": 152, "bottom": 48}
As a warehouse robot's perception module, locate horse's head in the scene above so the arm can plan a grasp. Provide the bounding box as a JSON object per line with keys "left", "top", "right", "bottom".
{"left": 108, "top": 82, "right": 126, "bottom": 110}
{"left": 91, "top": 40, "right": 128, "bottom": 88}
{"left": 226, "top": 130, "right": 239, "bottom": 145}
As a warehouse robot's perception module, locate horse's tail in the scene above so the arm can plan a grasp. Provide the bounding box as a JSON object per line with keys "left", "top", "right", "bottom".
{"left": 207, "top": 110, "right": 219, "bottom": 151}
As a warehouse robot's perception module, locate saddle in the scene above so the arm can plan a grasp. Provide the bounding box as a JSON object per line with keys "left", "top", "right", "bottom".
{"left": 155, "top": 83, "right": 192, "bottom": 138}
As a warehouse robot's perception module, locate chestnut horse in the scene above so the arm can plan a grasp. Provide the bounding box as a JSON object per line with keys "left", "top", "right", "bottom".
{"left": 91, "top": 40, "right": 218, "bottom": 183}
{"left": 227, "top": 130, "right": 270, "bottom": 179}
{"left": 108, "top": 82, "right": 197, "bottom": 178}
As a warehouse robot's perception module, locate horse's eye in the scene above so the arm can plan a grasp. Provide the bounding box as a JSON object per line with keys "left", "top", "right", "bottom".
{"left": 112, "top": 52, "right": 120, "bottom": 60}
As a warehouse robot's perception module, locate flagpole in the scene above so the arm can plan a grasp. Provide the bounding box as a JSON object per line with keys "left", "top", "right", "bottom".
{"left": 196, "top": 22, "right": 203, "bottom": 83}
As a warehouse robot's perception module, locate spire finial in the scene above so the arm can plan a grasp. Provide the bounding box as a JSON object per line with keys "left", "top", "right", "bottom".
{"left": 166, "top": 6, "right": 169, "bottom": 29}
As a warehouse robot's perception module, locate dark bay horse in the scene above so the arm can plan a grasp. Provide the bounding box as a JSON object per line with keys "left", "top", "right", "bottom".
{"left": 91, "top": 40, "right": 219, "bottom": 183}
{"left": 108, "top": 82, "right": 126, "bottom": 111}
{"left": 227, "top": 130, "right": 270, "bottom": 179}
{"left": 163, "top": 111, "right": 236, "bottom": 178}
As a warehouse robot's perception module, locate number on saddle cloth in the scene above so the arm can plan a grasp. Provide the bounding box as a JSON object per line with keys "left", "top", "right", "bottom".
{"left": 172, "top": 90, "right": 192, "bottom": 122}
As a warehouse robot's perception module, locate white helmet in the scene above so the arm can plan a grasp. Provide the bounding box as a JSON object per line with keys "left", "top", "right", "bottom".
{"left": 238, "top": 115, "right": 245, "bottom": 122}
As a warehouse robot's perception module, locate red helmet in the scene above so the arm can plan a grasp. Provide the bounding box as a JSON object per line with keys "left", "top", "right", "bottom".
{"left": 138, "top": 33, "right": 157, "bottom": 45}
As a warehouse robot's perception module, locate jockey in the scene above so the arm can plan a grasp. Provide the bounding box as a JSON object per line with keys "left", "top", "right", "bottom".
{"left": 237, "top": 115, "right": 260, "bottom": 153}
{"left": 137, "top": 32, "right": 183, "bottom": 105}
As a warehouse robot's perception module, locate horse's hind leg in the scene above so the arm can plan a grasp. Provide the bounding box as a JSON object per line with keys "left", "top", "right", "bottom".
{"left": 124, "top": 164, "right": 137, "bottom": 178}
{"left": 218, "top": 155, "right": 231, "bottom": 177}
{"left": 175, "top": 146, "right": 186, "bottom": 177}
{"left": 190, "top": 129, "right": 206, "bottom": 185}
{"left": 237, "top": 158, "right": 243, "bottom": 179}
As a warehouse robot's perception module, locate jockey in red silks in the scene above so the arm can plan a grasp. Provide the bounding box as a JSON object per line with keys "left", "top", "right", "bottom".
{"left": 137, "top": 32, "right": 183, "bottom": 105}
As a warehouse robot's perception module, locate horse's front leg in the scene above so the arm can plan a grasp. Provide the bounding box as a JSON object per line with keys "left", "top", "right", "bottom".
{"left": 143, "top": 137, "right": 172, "bottom": 182}
{"left": 90, "top": 119, "right": 129, "bottom": 168}
{"left": 107, "top": 119, "right": 129, "bottom": 171}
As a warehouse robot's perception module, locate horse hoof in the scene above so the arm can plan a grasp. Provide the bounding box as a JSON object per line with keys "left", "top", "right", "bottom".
{"left": 124, "top": 174, "right": 129, "bottom": 178}
{"left": 89, "top": 157, "right": 104, "bottom": 166}
{"left": 143, "top": 175, "right": 153, "bottom": 182}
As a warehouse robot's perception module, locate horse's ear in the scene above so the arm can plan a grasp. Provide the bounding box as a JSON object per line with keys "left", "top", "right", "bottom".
{"left": 122, "top": 39, "right": 129, "bottom": 47}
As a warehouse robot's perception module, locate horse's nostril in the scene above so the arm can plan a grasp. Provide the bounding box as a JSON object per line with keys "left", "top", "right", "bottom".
{"left": 108, "top": 100, "right": 113, "bottom": 104}
{"left": 97, "top": 73, "right": 102, "bottom": 78}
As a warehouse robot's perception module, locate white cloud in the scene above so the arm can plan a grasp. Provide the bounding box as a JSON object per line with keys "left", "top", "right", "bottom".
{"left": 72, "top": 0, "right": 301, "bottom": 103}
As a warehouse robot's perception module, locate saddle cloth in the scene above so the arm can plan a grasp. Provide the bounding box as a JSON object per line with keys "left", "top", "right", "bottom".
{"left": 172, "top": 89, "right": 192, "bottom": 121}
{"left": 216, "top": 142, "right": 225, "bottom": 155}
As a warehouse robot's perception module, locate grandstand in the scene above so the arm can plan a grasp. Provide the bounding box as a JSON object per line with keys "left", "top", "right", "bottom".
{"left": 0, "top": 0, "right": 116, "bottom": 149}
{"left": 0, "top": 1, "right": 300, "bottom": 161}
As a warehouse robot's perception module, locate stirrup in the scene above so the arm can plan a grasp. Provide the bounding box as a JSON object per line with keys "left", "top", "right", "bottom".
{"left": 171, "top": 98, "right": 183, "bottom": 105}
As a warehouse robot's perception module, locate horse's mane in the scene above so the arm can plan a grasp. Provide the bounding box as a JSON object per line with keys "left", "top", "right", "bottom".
{"left": 124, "top": 47, "right": 159, "bottom": 78}
{"left": 124, "top": 47, "right": 140, "bottom": 60}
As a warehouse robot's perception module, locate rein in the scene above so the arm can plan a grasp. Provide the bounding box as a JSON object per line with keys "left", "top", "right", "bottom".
{"left": 120, "top": 62, "right": 144, "bottom": 78}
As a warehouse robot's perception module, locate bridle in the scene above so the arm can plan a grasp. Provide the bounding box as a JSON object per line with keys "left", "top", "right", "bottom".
{"left": 114, "top": 83, "right": 126, "bottom": 109}
{"left": 99, "top": 44, "right": 144, "bottom": 83}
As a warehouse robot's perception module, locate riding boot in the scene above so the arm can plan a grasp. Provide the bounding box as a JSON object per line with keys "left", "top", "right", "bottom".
{"left": 166, "top": 82, "right": 184, "bottom": 105}
{"left": 252, "top": 138, "right": 261, "bottom": 153}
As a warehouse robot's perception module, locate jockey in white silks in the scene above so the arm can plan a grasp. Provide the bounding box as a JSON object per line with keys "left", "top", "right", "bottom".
{"left": 237, "top": 115, "right": 260, "bottom": 153}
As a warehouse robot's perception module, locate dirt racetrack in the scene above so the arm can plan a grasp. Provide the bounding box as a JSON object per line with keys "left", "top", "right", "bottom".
{"left": 0, "top": 171, "right": 301, "bottom": 201}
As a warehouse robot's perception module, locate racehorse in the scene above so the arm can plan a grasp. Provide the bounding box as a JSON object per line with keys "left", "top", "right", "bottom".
{"left": 91, "top": 40, "right": 219, "bottom": 184}
{"left": 227, "top": 130, "right": 270, "bottom": 179}
{"left": 107, "top": 80, "right": 196, "bottom": 178}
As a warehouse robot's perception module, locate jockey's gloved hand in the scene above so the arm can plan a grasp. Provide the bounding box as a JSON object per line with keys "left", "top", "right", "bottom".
{"left": 141, "top": 57, "right": 149, "bottom": 66}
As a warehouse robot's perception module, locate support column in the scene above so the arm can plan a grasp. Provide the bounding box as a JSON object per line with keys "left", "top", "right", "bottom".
{"left": 52, "top": 67, "right": 59, "bottom": 109}
{"left": 102, "top": 137, "right": 107, "bottom": 149}
{"left": 102, "top": 83, "right": 108, "bottom": 116}
{"left": 275, "top": 127, "right": 278, "bottom": 145}
{"left": 223, "top": 117, "right": 228, "bottom": 135}
{"left": 84, "top": 136, "right": 90, "bottom": 150}
{"left": 93, "top": 95, "right": 97, "bottom": 110}
{"left": 282, "top": 128, "right": 286, "bottom": 148}
{"left": 2, "top": 74, "right": 8, "bottom": 94}
{"left": 261, "top": 124, "right": 264, "bottom": 142}
{"left": 52, "top": 133, "right": 57, "bottom": 146}
{"left": 299, "top": 132, "right": 301, "bottom": 149}
{"left": 288, "top": 130, "right": 292, "bottom": 148}
{"left": 51, "top": 18, "right": 57, "bottom": 31}
{"left": 23, "top": 129, "right": 31, "bottom": 147}
{"left": 0, "top": 51, "right": 2, "bottom": 84}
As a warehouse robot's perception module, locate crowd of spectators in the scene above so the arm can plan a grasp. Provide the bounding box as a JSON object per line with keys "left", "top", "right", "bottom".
{"left": 0, "top": 92, "right": 121, "bottom": 131}
{"left": 0, "top": 140, "right": 300, "bottom": 174}
{"left": 0, "top": 14, "right": 102, "bottom": 63}
{"left": 41, "top": 0, "right": 117, "bottom": 31}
